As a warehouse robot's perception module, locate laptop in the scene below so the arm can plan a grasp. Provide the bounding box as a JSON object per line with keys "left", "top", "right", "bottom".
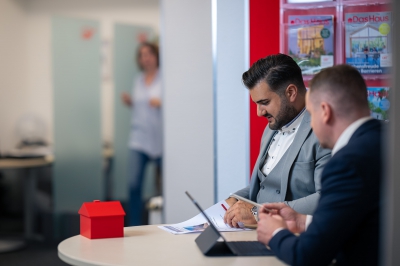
{"left": 185, "top": 191, "right": 274, "bottom": 257}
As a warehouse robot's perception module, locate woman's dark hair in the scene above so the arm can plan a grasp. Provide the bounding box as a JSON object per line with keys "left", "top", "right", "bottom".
{"left": 136, "top": 42, "right": 159, "bottom": 70}
{"left": 242, "top": 53, "right": 306, "bottom": 95}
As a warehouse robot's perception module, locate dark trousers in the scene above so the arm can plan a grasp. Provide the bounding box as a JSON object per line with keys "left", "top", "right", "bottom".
{"left": 128, "top": 149, "right": 161, "bottom": 226}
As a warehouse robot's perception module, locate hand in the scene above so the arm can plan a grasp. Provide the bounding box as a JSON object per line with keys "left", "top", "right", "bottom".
{"left": 149, "top": 98, "right": 161, "bottom": 108}
{"left": 225, "top": 197, "right": 238, "bottom": 207}
{"left": 223, "top": 200, "right": 256, "bottom": 228}
{"left": 121, "top": 92, "right": 132, "bottom": 107}
{"left": 261, "top": 203, "right": 306, "bottom": 233}
{"left": 257, "top": 213, "right": 287, "bottom": 245}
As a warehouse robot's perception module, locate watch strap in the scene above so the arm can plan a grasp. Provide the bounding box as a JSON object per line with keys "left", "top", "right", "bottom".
{"left": 251, "top": 206, "right": 258, "bottom": 222}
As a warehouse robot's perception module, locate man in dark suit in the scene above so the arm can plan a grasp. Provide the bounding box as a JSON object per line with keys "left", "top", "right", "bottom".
{"left": 256, "top": 64, "right": 382, "bottom": 266}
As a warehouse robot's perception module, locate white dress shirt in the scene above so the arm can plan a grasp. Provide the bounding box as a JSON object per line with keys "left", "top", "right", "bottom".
{"left": 331, "top": 116, "right": 374, "bottom": 156}
{"left": 262, "top": 108, "right": 306, "bottom": 176}
{"left": 272, "top": 116, "right": 374, "bottom": 237}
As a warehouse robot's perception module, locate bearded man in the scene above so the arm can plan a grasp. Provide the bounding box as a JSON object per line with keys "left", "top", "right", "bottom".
{"left": 224, "top": 54, "right": 331, "bottom": 227}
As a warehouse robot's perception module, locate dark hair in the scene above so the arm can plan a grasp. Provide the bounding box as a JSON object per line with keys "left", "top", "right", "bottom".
{"left": 242, "top": 53, "right": 306, "bottom": 95}
{"left": 309, "top": 64, "right": 369, "bottom": 115}
{"left": 136, "top": 42, "right": 159, "bottom": 70}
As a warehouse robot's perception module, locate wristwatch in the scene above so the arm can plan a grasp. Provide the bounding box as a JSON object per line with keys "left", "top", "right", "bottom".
{"left": 251, "top": 206, "right": 258, "bottom": 221}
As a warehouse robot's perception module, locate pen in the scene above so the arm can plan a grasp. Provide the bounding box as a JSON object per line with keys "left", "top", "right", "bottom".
{"left": 221, "top": 204, "right": 228, "bottom": 211}
{"left": 229, "top": 193, "right": 272, "bottom": 212}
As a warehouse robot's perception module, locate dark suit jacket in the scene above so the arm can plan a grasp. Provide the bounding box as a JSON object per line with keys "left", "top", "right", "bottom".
{"left": 269, "top": 119, "right": 382, "bottom": 266}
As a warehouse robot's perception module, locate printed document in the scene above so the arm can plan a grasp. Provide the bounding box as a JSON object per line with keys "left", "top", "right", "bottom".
{"left": 158, "top": 200, "right": 250, "bottom": 235}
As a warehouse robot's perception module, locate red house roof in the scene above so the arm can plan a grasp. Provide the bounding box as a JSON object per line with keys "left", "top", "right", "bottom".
{"left": 78, "top": 200, "right": 126, "bottom": 218}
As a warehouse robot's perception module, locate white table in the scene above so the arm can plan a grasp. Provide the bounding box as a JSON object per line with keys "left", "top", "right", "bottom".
{"left": 58, "top": 225, "right": 286, "bottom": 266}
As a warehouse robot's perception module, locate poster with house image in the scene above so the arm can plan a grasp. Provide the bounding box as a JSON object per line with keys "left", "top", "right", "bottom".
{"left": 288, "top": 15, "right": 334, "bottom": 75}
{"left": 368, "top": 87, "right": 390, "bottom": 120}
{"left": 345, "top": 12, "right": 392, "bottom": 74}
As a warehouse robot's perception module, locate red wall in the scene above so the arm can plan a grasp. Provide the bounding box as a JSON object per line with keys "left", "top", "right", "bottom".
{"left": 249, "top": 0, "right": 280, "bottom": 176}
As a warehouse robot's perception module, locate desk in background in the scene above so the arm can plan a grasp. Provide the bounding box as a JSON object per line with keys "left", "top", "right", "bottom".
{"left": 58, "top": 225, "right": 286, "bottom": 266}
{"left": 0, "top": 156, "right": 53, "bottom": 253}
{"left": 0, "top": 156, "right": 54, "bottom": 240}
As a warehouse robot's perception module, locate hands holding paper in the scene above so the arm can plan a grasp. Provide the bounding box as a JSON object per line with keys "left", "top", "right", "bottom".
{"left": 223, "top": 198, "right": 257, "bottom": 228}
{"left": 257, "top": 203, "right": 307, "bottom": 245}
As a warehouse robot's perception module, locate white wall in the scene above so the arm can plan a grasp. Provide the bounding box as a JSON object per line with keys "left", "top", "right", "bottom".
{"left": 161, "top": 0, "right": 250, "bottom": 223}
{"left": 0, "top": 0, "right": 160, "bottom": 151}
{"left": 161, "top": 0, "right": 215, "bottom": 223}
{"left": 214, "top": 0, "right": 249, "bottom": 201}
{"left": 0, "top": 0, "right": 28, "bottom": 151}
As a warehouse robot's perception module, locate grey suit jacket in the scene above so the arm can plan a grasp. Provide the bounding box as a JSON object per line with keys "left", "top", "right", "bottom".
{"left": 234, "top": 111, "right": 331, "bottom": 215}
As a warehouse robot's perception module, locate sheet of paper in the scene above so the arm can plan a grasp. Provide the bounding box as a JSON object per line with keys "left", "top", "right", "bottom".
{"left": 158, "top": 200, "right": 250, "bottom": 235}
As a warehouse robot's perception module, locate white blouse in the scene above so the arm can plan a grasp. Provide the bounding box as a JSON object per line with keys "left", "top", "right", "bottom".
{"left": 129, "top": 72, "right": 163, "bottom": 158}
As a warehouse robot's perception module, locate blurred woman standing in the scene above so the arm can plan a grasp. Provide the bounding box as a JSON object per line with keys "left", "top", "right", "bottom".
{"left": 121, "top": 42, "right": 162, "bottom": 226}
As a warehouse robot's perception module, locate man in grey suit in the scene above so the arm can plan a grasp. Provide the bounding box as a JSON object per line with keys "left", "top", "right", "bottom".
{"left": 224, "top": 54, "right": 331, "bottom": 227}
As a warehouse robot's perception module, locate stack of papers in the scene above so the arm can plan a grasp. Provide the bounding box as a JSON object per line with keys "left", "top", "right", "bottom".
{"left": 158, "top": 200, "right": 250, "bottom": 235}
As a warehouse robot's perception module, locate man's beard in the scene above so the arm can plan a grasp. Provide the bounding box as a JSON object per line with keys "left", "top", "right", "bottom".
{"left": 266, "top": 97, "right": 299, "bottom": 130}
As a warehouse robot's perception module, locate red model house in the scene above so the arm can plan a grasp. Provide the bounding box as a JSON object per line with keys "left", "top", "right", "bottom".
{"left": 78, "top": 200, "right": 126, "bottom": 239}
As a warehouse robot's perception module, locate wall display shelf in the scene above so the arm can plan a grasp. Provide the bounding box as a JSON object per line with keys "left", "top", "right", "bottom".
{"left": 280, "top": 0, "right": 391, "bottom": 120}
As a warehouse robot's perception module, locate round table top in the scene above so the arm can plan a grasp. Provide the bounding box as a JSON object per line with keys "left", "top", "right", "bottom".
{"left": 58, "top": 225, "right": 286, "bottom": 266}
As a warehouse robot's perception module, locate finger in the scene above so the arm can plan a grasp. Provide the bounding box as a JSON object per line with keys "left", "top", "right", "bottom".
{"left": 263, "top": 202, "right": 287, "bottom": 211}
{"left": 256, "top": 222, "right": 268, "bottom": 243}
{"left": 257, "top": 226, "right": 265, "bottom": 242}
{"left": 259, "top": 206, "right": 275, "bottom": 215}
{"left": 223, "top": 208, "right": 233, "bottom": 223}
{"left": 258, "top": 212, "right": 269, "bottom": 221}
{"left": 226, "top": 212, "right": 235, "bottom": 227}
{"left": 232, "top": 217, "right": 240, "bottom": 228}
{"left": 266, "top": 208, "right": 279, "bottom": 215}
{"left": 223, "top": 212, "right": 228, "bottom": 223}
{"left": 271, "top": 214, "right": 284, "bottom": 222}
{"left": 231, "top": 218, "right": 237, "bottom": 228}
{"left": 224, "top": 206, "right": 234, "bottom": 223}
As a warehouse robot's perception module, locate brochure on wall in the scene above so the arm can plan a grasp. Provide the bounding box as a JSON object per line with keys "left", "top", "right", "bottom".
{"left": 368, "top": 87, "right": 390, "bottom": 120}
{"left": 287, "top": 15, "right": 334, "bottom": 75}
{"left": 158, "top": 200, "right": 250, "bottom": 235}
{"left": 345, "top": 12, "right": 392, "bottom": 74}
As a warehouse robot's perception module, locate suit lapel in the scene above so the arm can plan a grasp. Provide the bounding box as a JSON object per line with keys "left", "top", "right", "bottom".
{"left": 249, "top": 126, "right": 276, "bottom": 201}
{"left": 279, "top": 111, "right": 312, "bottom": 201}
{"left": 257, "top": 128, "right": 277, "bottom": 170}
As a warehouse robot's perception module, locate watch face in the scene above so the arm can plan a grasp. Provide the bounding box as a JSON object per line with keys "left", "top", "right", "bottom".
{"left": 251, "top": 206, "right": 259, "bottom": 222}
